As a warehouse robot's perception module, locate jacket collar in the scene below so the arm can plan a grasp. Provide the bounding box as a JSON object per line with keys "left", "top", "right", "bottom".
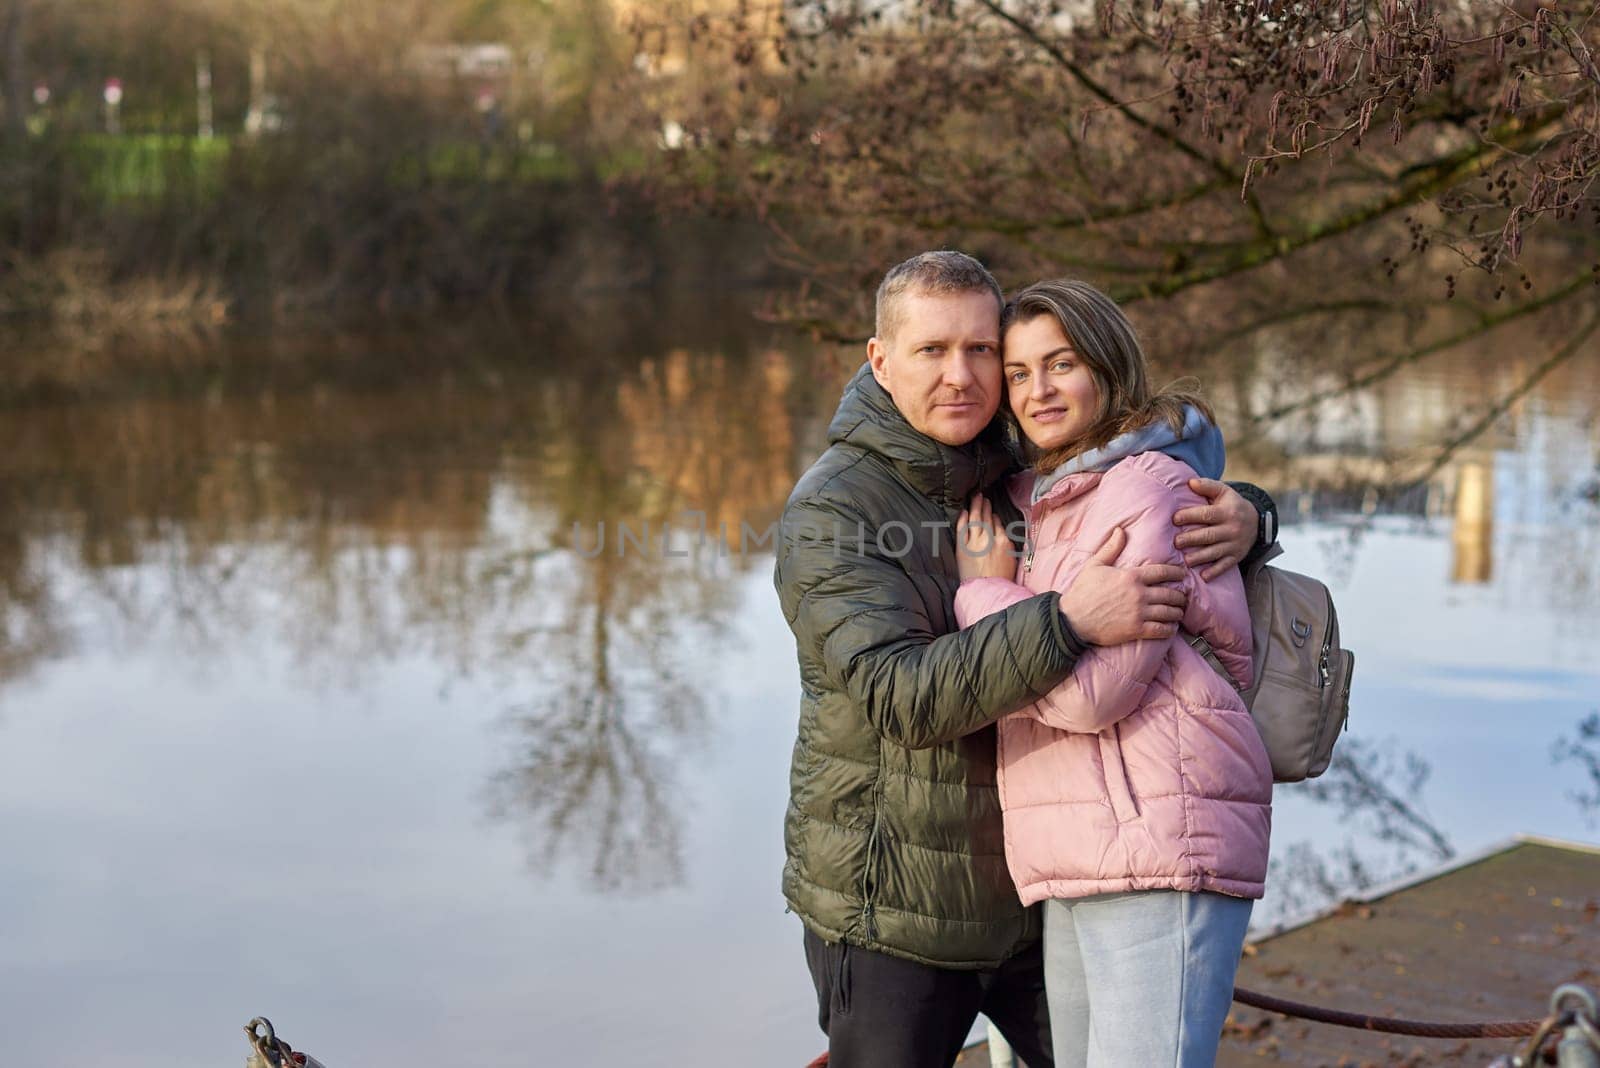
{"left": 1031, "top": 404, "right": 1226, "bottom": 507}
{"left": 827, "top": 364, "right": 1017, "bottom": 510}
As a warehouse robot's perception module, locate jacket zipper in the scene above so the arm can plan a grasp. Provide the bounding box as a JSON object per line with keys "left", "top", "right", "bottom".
{"left": 861, "top": 807, "right": 882, "bottom": 941}
{"left": 859, "top": 764, "right": 885, "bottom": 943}
{"left": 1023, "top": 514, "right": 1038, "bottom": 574}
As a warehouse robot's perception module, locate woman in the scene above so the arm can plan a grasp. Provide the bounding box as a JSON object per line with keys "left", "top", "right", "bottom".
{"left": 954, "top": 279, "right": 1272, "bottom": 1067}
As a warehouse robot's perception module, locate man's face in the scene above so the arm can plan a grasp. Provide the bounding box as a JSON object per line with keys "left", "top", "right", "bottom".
{"left": 867, "top": 289, "right": 1002, "bottom": 447}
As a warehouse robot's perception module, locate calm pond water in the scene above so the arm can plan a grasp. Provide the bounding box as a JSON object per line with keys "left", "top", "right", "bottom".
{"left": 1, "top": 300, "right": 1597, "bottom": 1066}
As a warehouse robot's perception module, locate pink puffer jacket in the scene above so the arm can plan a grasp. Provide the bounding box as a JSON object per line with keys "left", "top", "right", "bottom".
{"left": 955, "top": 450, "right": 1272, "bottom": 905}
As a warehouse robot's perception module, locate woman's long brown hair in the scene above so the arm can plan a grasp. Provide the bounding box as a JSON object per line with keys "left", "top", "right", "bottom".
{"left": 1001, "top": 279, "right": 1213, "bottom": 475}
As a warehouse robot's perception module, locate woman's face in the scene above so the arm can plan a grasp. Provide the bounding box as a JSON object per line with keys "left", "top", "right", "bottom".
{"left": 1004, "top": 314, "right": 1101, "bottom": 452}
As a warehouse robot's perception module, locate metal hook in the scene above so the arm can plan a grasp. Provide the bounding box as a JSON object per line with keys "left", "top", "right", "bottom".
{"left": 1553, "top": 985, "right": 1599, "bottom": 1022}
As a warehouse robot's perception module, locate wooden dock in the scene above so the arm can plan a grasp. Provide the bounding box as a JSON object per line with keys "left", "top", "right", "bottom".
{"left": 957, "top": 835, "right": 1600, "bottom": 1067}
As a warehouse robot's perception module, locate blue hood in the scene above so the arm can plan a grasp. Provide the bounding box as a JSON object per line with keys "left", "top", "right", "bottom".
{"left": 1031, "top": 405, "right": 1225, "bottom": 505}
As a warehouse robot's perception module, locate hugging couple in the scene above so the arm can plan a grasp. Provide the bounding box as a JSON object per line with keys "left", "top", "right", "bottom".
{"left": 776, "top": 251, "right": 1278, "bottom": 1067}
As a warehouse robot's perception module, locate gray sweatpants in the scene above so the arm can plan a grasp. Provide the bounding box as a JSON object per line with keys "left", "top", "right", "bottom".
{"left": 1043, "top": 890, "right": 1253, "bottom": 1068}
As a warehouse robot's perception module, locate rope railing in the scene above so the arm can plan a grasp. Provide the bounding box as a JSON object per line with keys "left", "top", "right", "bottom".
{"left": 1230, "top": 984, "right": 1546, "bottom": 1039}
{"left": 802, "top": 982, "right": 1600, "bottom": 1066}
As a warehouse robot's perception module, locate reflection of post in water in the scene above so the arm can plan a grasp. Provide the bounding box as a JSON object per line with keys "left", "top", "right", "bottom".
{"left": 1450, "top": 454, "right": 1494, "bottom": 585}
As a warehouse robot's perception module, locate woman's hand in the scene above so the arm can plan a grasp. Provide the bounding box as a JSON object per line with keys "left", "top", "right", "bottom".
{"left": 956, "top": 494, "right": 1017, "bottom": 582}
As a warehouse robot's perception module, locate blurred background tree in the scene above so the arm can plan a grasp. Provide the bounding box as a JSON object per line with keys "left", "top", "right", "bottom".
{"left": 0, "top": 0, "right": 773, "bottom": 317}
{"left": 2, "top": 0, "right": 1595, "bottom": 347}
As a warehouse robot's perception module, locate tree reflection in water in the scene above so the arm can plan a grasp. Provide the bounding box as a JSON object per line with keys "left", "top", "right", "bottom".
{"left": 1264, "top": 740, "right": 1455, "bottom": 926}
{"left": 486, "top": 551, "right": 707, "bottom": 893}
{"left": 0, "top": 300, "right": 1595, "bottom": 900}
{"left": 0, "top": 306, "right": 818, "bottom": 893}
{"left": 1271, "top": 705, "right": 1600, "bottom": 924}
{"left": 1554, "top": 713, "right": 1600, "bottom": 830}
{"left": 481, "top": 344, "right": 804, "bottom": 892}
{"left": 0, "top": 521, "right": 67, "bottom": 693}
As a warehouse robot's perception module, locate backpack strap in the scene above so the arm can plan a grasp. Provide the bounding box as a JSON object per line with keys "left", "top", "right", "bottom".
{"left": 1240, "top": 540, "right": 1284, "bottom": 584}
{"left": 1184, "top": 631, "right": 1242, "bottom": 692}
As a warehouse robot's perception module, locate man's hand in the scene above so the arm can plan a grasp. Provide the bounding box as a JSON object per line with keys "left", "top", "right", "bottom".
{"left": 1173, "top": 479, "right": 1256, "bottom": 581}
{"left": 1060, "top": 527, "right": 1187, "bottom": 644}
{"left": 955, "top": 494, "right": 1016, "bottom": 581}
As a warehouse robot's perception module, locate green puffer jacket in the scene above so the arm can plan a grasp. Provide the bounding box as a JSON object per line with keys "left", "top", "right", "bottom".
{"left": 775, "top": 365, "right": 1086, "bottom": 969}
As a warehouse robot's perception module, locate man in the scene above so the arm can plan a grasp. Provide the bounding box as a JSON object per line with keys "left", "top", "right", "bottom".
{"left": 775, "top": 251, "right": 1274, "bottom": 1067}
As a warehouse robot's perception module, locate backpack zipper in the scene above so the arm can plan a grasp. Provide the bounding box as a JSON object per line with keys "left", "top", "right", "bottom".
{"left": 1317, "top": 588, "right": 1334, "bottom": 688}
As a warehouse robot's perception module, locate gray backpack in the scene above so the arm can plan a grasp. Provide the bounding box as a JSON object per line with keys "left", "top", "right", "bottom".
{"left": 1187, "top": 544, "right": 1355, "bottom": 783}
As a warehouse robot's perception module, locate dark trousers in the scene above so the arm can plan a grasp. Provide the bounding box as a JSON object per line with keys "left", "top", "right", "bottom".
{"left": 803, "top": 927, "right": 1054, "bottom": 1068}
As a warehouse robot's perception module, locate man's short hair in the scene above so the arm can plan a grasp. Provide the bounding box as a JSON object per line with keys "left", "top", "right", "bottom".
{"left": 874, "top": 251, "right": 1003, "bottom": 342}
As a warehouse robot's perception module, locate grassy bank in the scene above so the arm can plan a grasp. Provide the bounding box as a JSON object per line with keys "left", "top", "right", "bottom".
{"left": 67, "top": 134, "right": 231, "bottom": 202}
{"left": 57, "top": 133, "right": 647, "bottom": 204}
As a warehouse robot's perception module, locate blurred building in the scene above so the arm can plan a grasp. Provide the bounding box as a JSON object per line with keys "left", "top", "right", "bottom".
{"left": 613, "top": 0, "right": 789, "bottom": 77}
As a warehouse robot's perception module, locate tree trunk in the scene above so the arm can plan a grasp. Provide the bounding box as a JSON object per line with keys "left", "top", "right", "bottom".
{"left": 0, "top": 0, "right": 27, "bottom": 143}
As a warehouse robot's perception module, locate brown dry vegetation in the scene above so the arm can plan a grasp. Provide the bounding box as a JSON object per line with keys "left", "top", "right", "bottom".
{"left": 0, "top": 0, "right": 771, "bottom": 321}
{"left": 635, "top": 1, "right": 1600, "bottom": 491}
